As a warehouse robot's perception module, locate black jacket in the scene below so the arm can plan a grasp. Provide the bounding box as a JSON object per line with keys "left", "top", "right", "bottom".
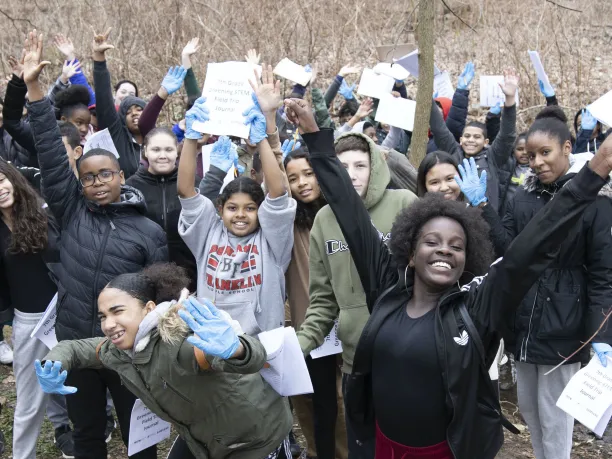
{"left": 497, "top": 162, "right": 612, "bottom": 364}
{"left": 427, "top": 88, "right": 469, "bottom": 153}
{"left": 126, "top": 166, "right": 197, "bottom": 288}
{"left": 301, "top": 128, "right": 607, "bottom": 459}
{"left": 28, "top": 97, "right": 168, "bottom": 341}
{"left": 2, "top": 76, "right": 38, "bottom": 166}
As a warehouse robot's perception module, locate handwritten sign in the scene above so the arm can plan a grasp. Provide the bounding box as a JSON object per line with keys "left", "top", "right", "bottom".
{"left": 84, "top": 128, "right": 120, "bottom": 158}
{"left": 434, "top": 71, "right": 455, "bottom": 99}
{"left": 375, "top": 94, "right": 416, "bottom": 132}
{"left": 357, "top": 69, "right": 395, "bottom": 100}
{"left": 479, "top": 76, "right": 519, "bottom": 107}
{"left": 128, "top": 399, "right": 171, "bottom": 455}
{"left": 556, "top": 356, "right": 612, "bottom": 436}
{"left": 193, "top": 62, "right": 260, "bottom": 139}
{"left": 310, "top": 320, "right": 342, "bottom": 359}
{"left": 273, "top": 58, "right": 312, "bottom": 86}
{"left": 30, "top": 293, "right": 58, "bottom": 350}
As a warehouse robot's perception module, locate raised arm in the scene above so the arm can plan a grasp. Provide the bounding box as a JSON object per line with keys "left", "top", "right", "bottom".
{"left": 573, "top": 109, "right": 597, "bottom": 154}
{"left": 429, "top": 97, "right": 463, "bottom": 161}
{"left": 446, "top": 62, "right": 474, "bottom": 141}
{"left": 489, "top": 68, "right": 519, "bottom": 167}
{"left": 181, "top": 38, "right": 202, "bottom": 100}
{"left": 2, "top": 75, "right": 38, "bottom": 163}
{"left": 324, "top": 65, "right": 360, "bottom": 108}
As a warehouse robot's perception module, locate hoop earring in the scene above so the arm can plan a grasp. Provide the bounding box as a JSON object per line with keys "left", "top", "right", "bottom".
{"left": 404, "top": 265, "right": 409, "bottom": 289}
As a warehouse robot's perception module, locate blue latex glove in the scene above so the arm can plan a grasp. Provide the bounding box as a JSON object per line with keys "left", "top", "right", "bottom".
{"left": 581, "top": 108, "right": 598, "bottom": 130}
{"left": 339, "top": 79, "right": 355, "bottom": 100}
{"left": 161, "top": 66, "right": 188, "bottom": 95}
{"left": 457, "top": 62, "right": 475, "bottom": 90}
{"left": 304, "top": 64, "right": 312, "bottom": 73}
{"left": 538, "top": 79, "right": 555, "bottom": 98}
{"left": 242, "top": 93, "right": 267, "bottom": 144}
{"left": 281, "top": 139, "right": 301, "bottom": 160}
{"left": 234, "top": 155, "right": 245, "bottom": 175}
{"left": 185, "top": 96, "right": 210, "bottom": 140}
{"left": 34, "top": 360, "right": 78, "bottom": 395}
{"left": 592, "top": 343, "right": 612, "bottom": 367}
{"left": 489, "top": 101, "right": 502, "bottom": 116}
{"left": 455, "top": 157, "right": 488, "bottom": 206}
{"left": 178, "top": 297, "right": 240, "bottom": 360}
{"left": 210, "top": 136, "right": 237, "bottom": 172}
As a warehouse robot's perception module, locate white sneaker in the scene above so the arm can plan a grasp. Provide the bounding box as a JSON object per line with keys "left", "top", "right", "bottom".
{"left": 0, "top": 341, "right": 13, "bottom": 365}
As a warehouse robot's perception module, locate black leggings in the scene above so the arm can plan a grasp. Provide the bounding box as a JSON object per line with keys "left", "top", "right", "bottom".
{"left": 166, "top": 436, "right": 290, "bottom": 459}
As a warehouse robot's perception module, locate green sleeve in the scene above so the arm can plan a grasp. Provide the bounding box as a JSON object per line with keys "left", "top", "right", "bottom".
{"left": 184, "top": 68, "right": 200, "bottom": 100}
{"left": 312, "top": 88, "right": 334, "bottom": 129}
{"left": 44, "top": 337, "right": 106, "bottom": 372}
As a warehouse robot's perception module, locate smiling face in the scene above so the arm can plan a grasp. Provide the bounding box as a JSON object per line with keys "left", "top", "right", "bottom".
{"left": 286, "top": 157, "right": 321, "bottom": 204}
{"left": 513, "top": 137, "right": 529, "bottom": 165}
{"left": 114, "top": 82, "right": 136, "bottom": 106}
{"left": 411, "top": 217, "right": 466, "bottom": 291}
{"left": 98, "top": 287, "right": 155, "bottom": 350}
{"left": 0, "top": 173, "right": 15, "bottom": 212}
{"left": 425, "top": 163, "right": 461, "bottom": 201}
{"left": 125, "top": 105, "right": 143, "bottom": 135}
{"left": 337, "top": 149, "right": 370, "bottom": 199}
{"left": 145, "top": 132, "right": 178, "bottom": 175}
{"left": 221, "top": 192, "right": 260, "bottom": 236}
{"left": 526, "top": 131, "right": 571, "bottom": 185}
{"left": 78, "top": 155, "right": 124, "bottom": 205}
{"left": 62, "top": 107, "right": 91, "bottom": 144}
{"left": 460, "top": 126, "right": 488, "bottom": 157}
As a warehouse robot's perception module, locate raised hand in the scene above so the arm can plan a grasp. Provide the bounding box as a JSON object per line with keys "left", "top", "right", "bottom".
{"left": 538, "top": 79, "right": 555, "bottom": 98}
{"left": 284, "top": 98, "right": 318, "bottom": 135}
{"left": 281, "top": 138, "right": 301, "bottom": 160}
{"left": 161, "top": 65, "right": 187, "bottom": 95}
{"left": 308, "top": 63, "right": 318, "bottom": 86}
{"left": 243, "top": 96, "right": 267, "bottom": 144}
{"left": 185, "top": 96, "right": 210, "bottom": 140}
{"left": 53, "top": 33, "right": 75, "bottom": 61}
{"left": 245, "top": 48, "right": 261, "bottom": 66}
{"left": 339, "top": 64, "right": 361, "bottom": 77}
{"left": 60, "top": 59, "right": 82, "bottom": 84}
{"left": 581, "top": 108, "right": 598, "bottom": 131}
{"left": 592, "top": 343, "right": 612, "bottom": 367}
{"left": 339, "top": 79, "right": 356, "bottom": 100}
{"left": 8, "top": 51, "right": 25, "bottom": 78}
{"left": 355, "top": 97, "right": 374, "bottom": 120}
{"left": 22, "top": 30, "right": 51, "bottom": 84}
{"left": 92, "top": 28, "right": 114, "bottom": 60}
{"left": 178, "top": 297, "right": 241, "bottom": 360}
{"left": 249, "top": 64, "right": 282, "bottom": 115}
{"left": 457, "top": 62, "right": 475, "bottom": 90}
{"left": 181, "top": 38, "right": 201, "bottom": 69}
{"left": 34, "top": 360, "right": 78, "bottom": 395}
{"left": 489, "top": 101, "right": 502, "bottom": 116}
{"left": 209, "top": 136, "right": 238, "bottom": 172}
{"left": 499, "top": 68, "right": 519, "bottom": 106}
{"left": 455, "top": 157, "right": 488, "bottom": 206}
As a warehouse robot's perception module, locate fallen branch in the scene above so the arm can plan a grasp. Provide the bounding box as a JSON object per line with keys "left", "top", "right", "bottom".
{"left": 545, "top": 0, "right": 583, "bottom": 13}
{"left": 544, "top": 307, "right": 612, "bottom": 376}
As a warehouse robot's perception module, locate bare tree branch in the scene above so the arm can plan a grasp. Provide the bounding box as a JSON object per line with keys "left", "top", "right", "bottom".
{"left": 0, "top": 7, "right": 37, "bottom": 29}
{"left": 439, "top": 0, "right": 477, "bottom": 33}
{"left": 545, "top": 0, "right": 583, "bottom": 13}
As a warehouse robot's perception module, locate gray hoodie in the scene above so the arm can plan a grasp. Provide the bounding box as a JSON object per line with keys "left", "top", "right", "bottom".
{"left": 179, "top": 191, "right": 296, "bottom": 335}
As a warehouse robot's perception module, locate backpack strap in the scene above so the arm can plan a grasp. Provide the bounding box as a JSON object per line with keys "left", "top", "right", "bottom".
{"left": 96, "top": 338, "right": 109, "bottom": 361}
{"left": 459, "top": 304, "right": 520, "bottom": 435}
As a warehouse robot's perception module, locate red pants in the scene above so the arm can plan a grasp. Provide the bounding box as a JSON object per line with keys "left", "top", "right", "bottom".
{"left": 375, "top": 424, "right": 453, "bottom": 459}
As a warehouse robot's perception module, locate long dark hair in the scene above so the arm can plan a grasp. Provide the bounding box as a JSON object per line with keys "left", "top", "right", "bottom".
{"left": 284, "top": 150, "right": 327, "bottom": 230}
{"left": 0, "top": 161, "right": 48, "bottom": 253}
{"left": 416, "top": 151, "right": 460, "bottom": 197}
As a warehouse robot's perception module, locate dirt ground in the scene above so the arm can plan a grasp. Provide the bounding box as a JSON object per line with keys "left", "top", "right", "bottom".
{"left": 0, "top": 352, "right": 610, "bottom": 458}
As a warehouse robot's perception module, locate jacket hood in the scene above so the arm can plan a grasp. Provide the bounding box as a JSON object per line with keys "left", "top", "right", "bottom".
{"left": 334, "top": 131, "right": 390, "bottom": 209}
{"left": 434, "top": 97, "right": 452, "bottom": 121}
{"left": 119, "top": 96, "right": 146, "bottom": 125}
{"left": 522, "top": 152, "right": 612, "bottom": 197}
{"left": 85, "top": 184, "right": 148, "bottom": 214}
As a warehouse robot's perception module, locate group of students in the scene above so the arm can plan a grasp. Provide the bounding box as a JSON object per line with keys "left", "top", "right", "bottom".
{"left": 0, "top": 24, "right": 611, "bottom": 459}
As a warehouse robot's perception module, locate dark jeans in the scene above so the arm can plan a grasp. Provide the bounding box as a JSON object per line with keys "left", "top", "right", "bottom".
{"left": 305, "top": 354, "right": 339, "bottom": 459}
{"left": 341, "top": 373, "right": 375, "bottom": 459}
{"left": 65, "top": 368, "right": 157, "bottom": 459}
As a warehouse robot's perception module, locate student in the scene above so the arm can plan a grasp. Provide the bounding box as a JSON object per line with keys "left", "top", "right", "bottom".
{"left": 573, "top": 107, "right": 610, "bottom": 154}
{"left": 292, "top": 100, "right": 418, "bottom": 457}
{"left": 416, "top": 151, "right": 463, "bottom": 200}
{"left": 0, "top": 160, "right": 74, "bottom": 458}
{"left": 428, "top": 69, "right": 519, "bottom": 214}
{"left": 178, "top": 67, "right": 296, "bottom": 336}
{"left": 55, "top": 84, "right": 92, "bottom": 144}
{"left": 126, "top": 127, "right": 199, "bottom": 290}
{"left": 497, "top": 132, "right": 529, "bottom": 216}
{"left": 36, "top": 263, "right": 293, "bottom": 459}
{"left": 22, "top": 29, "right": 168, "bottom": 459}
{"left": 114, "top": 79, "right": 138, "bottom": 107}
{"left": 284, "top": 95, "right": 612, "bottom": 459}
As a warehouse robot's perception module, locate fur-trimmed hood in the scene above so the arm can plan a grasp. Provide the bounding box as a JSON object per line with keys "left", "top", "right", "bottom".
{"left": 522, "top": 152, "right": 612, "bottom": 198}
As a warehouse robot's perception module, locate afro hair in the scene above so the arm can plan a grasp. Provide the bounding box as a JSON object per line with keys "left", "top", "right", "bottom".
{"left": 389, "top": 194, "right": 495, "bottom": 279}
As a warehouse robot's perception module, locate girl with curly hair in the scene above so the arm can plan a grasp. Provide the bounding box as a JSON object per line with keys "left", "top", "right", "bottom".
{"left": 0, "top": 160, "right": 74, "bottom": 457}
{"left": 284, "top": 97, "right": 612, "bottom": 459}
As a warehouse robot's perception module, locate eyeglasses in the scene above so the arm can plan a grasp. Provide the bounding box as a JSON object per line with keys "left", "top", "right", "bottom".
{"left": 79, "top": 170, "right": 120, "bottom": 187}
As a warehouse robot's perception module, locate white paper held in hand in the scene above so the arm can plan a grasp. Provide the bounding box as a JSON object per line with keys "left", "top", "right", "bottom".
{"left": 193, "top": 61, "right": 261, "bottom": 139}
{"left": 556, "top": 355, "right": 612, "bottom": 437}
{"left": 587, "top": 89, "right": 612, "bottom": 128}
{"left": 258, "top": 327, "right": 313, "bottom": 396}
{"left": 394, "top": 49, "right": 442, "bottom": 79}
{"left": 84, "top": 128, "right": 120, "bottom": 158}
{"left": 528, "top": 51, "right": 551, "bottom": 85}
{"left": 373, "top": 63, "right": 409, "bottom": 82}
{"left": 30, "top": 293, "right": 58, "bottom": 350}
{"left": 128, "top": 399, "right": 171, "bottom": 455}
{"left": 273, "top": 58, "right": 312, "bottom": 86}
{"left": 356, "top": 69, "right": 395, "bottom": 100}
{"left": 479, "top": 76, "right": 519, "bottom": 108}
{"left": 433, "top": 71, "right": 455, "bottom": 99}
{"left": 375, "top": 94, "right": 416, "bottom": 131}
{"left": 310, "top": 320, "right": 342, "bottom": 359}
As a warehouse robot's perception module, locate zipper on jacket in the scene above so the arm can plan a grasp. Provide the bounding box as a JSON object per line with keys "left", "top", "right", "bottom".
{"left": 133, "top": 364, "right": 151, "bottom": 391}
{"left": 520, "top": 289, "right": 539, "bottom": 362}
{"left": 160, "top": 177, "right": 168, "bottom": 232}
{"left": 91, "top": 219, "right": 112, "bottom": 336}
{"left": 161, "top": 377, "right": 192, "bottom": 403}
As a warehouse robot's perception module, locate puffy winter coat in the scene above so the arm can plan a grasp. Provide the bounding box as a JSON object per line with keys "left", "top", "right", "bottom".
{"left": 28, "top": 97, "right": 168, "bottom": 341}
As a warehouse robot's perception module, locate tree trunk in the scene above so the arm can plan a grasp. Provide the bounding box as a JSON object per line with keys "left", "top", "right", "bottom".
{"left": 410, "top": 0, "right": 436, "bottom": 167}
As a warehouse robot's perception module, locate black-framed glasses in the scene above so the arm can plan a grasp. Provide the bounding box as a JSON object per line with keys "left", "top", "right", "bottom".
{"left": 79, "top": 170, "right": 120, "bottom": 187}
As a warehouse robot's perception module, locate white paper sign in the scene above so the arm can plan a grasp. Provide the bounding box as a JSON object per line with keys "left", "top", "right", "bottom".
{"left": 434, "top": 71, "right": 455, "bottom": 99}
{"left": 556, "top": 355, "right": 612, "bottom": 436}
{"left": 193, "top": 62, "right": 259, "bottom": 139}
{"left": 273, "top": 58, "right": 312, "bottom": 86}
{"left": 528, "top": 51, "right": 551, "bottom": 85}
{"left": 394, "top": 49, "right": 442, "bottom": 78}
{"left": 357, "top": 68, "right": 395, "bottom": 100}
{"left": 373, "top": 62, "right": 409, "bottom": 82}
{"left": 84, "top": 128, "right": 120, "bottom": 158}
{"left": 259, "top": 327, "right": 313, "bottom": 396}
{"left": 479, "top": 76, "right": 519, "bottom": 107}
{"left": 310, "top": 320, "right": 342, "bottom": 359}
{"left": 30, "top": 293, "right": 58, "bottom": 350}
{"left": 128, "top": 399, "right": 171, "bottom": 455}
{"left": 375, "top": 94, "right": 417, "bottom": 131}
{"left": 587, "top": 90, "right": 612, "bottom": 128}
